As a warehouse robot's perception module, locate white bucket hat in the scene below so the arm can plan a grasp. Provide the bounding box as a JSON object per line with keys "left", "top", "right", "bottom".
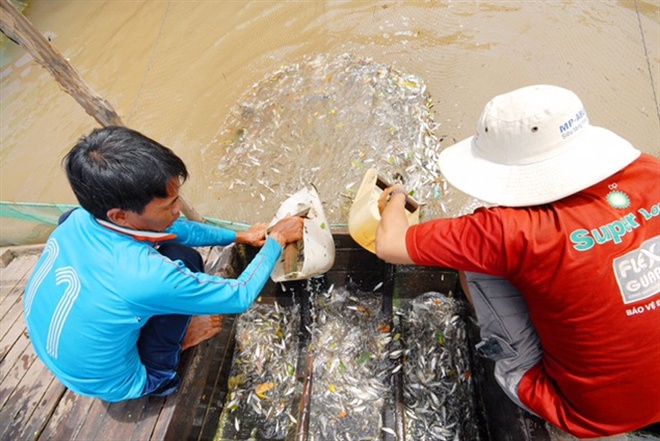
{"left": 438, "top": 84, "right": 640, "bottom": 207}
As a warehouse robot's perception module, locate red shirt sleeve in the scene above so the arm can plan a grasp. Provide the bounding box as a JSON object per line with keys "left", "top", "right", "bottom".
{"left": 405, "top": 207, "right": 512, "bottom": 276}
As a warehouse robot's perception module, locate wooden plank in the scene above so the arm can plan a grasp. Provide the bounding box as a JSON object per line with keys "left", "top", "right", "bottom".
{"left": 195, "top": 317, "right": 238, "bottom": 441}
{"left": 0, "top": 244, "right": 43, "bottom": 268}
{"left": 0, "top": 331, "right": 34, "bottom": 407}
{"left": 67, "top": 398, "right": 113, "bottom": 440}
{"left": 38, "top": 390, "right": 96, "bottom": 440}
{"left": 0, "top": 349, "right": 58, "bottom": 440}
{"left": 128, "top": 396, "right": 167, "bottom": 441}
{"left": 0, "top": 294, "right": 25, "bottom": 345}
{"left": 86, "top": 397, "right": 153, "bottom": 441}
{"left": 0, "top": 253, "right": 37, "bottom": 370}
{"left": 61, "top": 395, "right": 165, "bottom": 441}
{"left": 12, "top": 375, "right": 65, "bottom": 441}
{"left": 150, "top": 395, "right": 177, "bottom": 440}
{"left": 0, "top": 253, "right": 34, "bottom": 307}
{"left": 0, "top": 302, "right": 29, "bottom": 362}
{"left": 160, "top": 338, "right": 221, "bottom": 440}
{"left": 394, "top": 267, "right": 459, "bottom": 299}
{"left": 92, "top": 400, "right": 134, "bottom": 440}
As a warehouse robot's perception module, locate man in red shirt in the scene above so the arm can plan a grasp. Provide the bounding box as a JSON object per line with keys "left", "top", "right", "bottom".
{"left": 376, "top": 84, "right": 660, "bottom": 438}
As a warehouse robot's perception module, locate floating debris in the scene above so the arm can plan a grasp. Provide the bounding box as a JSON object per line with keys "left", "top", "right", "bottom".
{"left": 216, "top": 302, "right": 300, "bottom": 440}
{"left": 397, "top": 292, "right": 480, "bottom": 440}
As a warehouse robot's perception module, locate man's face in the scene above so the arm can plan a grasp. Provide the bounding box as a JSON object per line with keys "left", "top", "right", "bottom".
{"left": 122, "top": 178, "right": 183, "bottom": 232}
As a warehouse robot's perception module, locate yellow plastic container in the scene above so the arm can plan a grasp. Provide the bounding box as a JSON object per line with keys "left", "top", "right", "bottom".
{"left": 348, "top": 168, "right": 420, "bottom": 254}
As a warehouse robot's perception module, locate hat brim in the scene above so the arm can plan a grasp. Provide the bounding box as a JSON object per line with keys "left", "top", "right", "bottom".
{"left": 438, "top": 126, "right": 641, "bottom": 207}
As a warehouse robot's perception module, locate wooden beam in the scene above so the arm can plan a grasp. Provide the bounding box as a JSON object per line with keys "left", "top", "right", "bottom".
{"left": 0, "top": 0, "right": 207, "bottom": 223}
{"left": 0, "top": 0, "right": 123, "bottom": 127}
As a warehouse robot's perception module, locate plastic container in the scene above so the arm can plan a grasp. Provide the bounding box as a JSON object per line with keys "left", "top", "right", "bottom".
{"left": 269, "top": 186, "right": 335, "bottom": 282}
{"left": 348, "top": 168, "right": 419, "bottom": 253}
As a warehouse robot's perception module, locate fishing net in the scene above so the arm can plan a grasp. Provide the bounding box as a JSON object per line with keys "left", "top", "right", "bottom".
{"left": 0, "top": 200, "right": 255, "bottom": 247}
{"left": 0, "top": 201, "right": 78, "bottom": 226}
{"left": 0, "top": 201, "right": 76, "bottom": 246}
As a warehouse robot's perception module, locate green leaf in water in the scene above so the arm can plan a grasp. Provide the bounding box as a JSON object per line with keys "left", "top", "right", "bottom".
{"left": 228, "top": 374, "right": 246, "bottom": 390}
{"left": 356, "top": 352, "right": 372, "bottom": 364}
{"left": 435, "top": 331, "right": 445, "bottom": 345}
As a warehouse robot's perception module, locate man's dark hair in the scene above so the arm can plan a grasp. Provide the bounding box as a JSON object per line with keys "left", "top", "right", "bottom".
{"left": 63, "top": 126, "right": 188, "bottom": 220}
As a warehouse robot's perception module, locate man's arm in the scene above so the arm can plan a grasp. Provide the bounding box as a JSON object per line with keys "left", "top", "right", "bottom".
{"left": 235, "top": 223, "right": 268, "bottom": 247}
{"left": 266, "top": 216, "right": 304, "bottom": 247}
{"left": 375, "top": 185, "right": 415, "bottom": 265}
{"left": 170, "top": 216, "right": 302, "bottom": 249}
{"left": 237, "top": 216, "right": 304, "bottom": 248}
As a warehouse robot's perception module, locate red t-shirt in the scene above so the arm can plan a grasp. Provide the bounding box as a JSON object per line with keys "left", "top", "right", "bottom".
{"left": 406, "top": 153, "right": 660, "bottom": 437}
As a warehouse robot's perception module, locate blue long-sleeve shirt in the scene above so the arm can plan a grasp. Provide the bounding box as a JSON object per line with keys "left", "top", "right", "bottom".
{"left": 24, "top": 208, "right": 281, "bottom": 402}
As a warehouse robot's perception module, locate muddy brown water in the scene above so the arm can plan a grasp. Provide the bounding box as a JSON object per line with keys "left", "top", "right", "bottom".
{"left": 1, "top": 0, "right": 658, "bottom": 246}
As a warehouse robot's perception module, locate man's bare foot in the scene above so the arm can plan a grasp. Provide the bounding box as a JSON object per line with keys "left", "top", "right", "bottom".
{"left": 182, "top": 315, "right": 224, "bottom": 350}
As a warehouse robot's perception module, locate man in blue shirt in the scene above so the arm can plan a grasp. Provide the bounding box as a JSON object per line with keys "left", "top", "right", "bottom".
{"left": 24, "top": 126, "right": 303, "bottom": 402}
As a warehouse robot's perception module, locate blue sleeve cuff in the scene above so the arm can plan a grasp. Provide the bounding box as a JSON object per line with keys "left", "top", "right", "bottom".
{"left": 264, "top": 236, "right": 283, "bottom": 255}
{"left": 226, "top": 229, "right": 238, "bottom": 244}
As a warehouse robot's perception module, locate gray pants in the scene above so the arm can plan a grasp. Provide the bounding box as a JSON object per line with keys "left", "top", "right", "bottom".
{"left": 464, "top": 271, "right": 543, "bottom": 414}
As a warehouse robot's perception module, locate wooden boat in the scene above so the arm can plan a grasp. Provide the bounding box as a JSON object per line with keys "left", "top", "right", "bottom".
{"left": 208, "top": 232, "right": 563, "bottom": 441}
{"left": 1, "top": 232, "right": 659, "bottom": 440}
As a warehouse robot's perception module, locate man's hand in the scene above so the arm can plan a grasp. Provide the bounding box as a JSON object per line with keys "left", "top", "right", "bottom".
{"left": 376, "top": 184, "right": 414, "bottom": 264}
{"left": 236, "top": 222, "right": 269, "bottom": 247}
{"left": 378, "top": 184, "right": 406, "bottom": 215}
{"left": 268, "top": 216, "right": 304, "bottom": 248}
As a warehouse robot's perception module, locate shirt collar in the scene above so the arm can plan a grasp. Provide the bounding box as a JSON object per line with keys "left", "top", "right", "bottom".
{"left": 96, "top": 219, "right": 177, "bottom": 243}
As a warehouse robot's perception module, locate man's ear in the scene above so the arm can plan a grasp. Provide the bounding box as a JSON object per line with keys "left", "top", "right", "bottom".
{"left": 106, "top": 208, "right": 130, "bottom": 227}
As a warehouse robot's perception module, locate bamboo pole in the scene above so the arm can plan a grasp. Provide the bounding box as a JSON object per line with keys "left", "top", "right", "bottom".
{"left": 0, "top": 0, "right": 122, "bottom": 127}
{"left": 0, "top": 0, "right": 206, "bottom": 223}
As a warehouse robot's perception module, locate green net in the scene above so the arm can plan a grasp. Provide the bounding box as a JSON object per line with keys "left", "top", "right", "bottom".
{"left": 0, "top": 200, "right": 257, "bottom": 232}
{"left": 0, "top": 201, "right": 78, "bottom": 226}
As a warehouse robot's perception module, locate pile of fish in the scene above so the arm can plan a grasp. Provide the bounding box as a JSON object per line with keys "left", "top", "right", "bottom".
{"left": 307, "top": 288, "right": 394, "bottom": 440}
{"left": 216, "top": 288, "right": 480, "bottom": 440}
{"left": 397, "top": 292, "right": 481, "bottom": 440}
{"left": 205, "top": 53, "right": 483, "bottom": 226}
{"left": 216, "top": 302, "right": 300, "bottom": 440}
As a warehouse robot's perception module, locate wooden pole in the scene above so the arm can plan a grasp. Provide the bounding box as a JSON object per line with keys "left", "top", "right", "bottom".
{"left": 0, "top": 0, "right": 206, "bottom": 223}
{"left": 0, "top": 0, "right": 122, "bottom": 127}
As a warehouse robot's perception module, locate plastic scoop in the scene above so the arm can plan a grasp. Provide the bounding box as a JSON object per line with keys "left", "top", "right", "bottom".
{"left": 269, "top": 186, "right": 335, "bottom": 282}
{"left": 348, "top": 168, "right": 420, "bottom": 254}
